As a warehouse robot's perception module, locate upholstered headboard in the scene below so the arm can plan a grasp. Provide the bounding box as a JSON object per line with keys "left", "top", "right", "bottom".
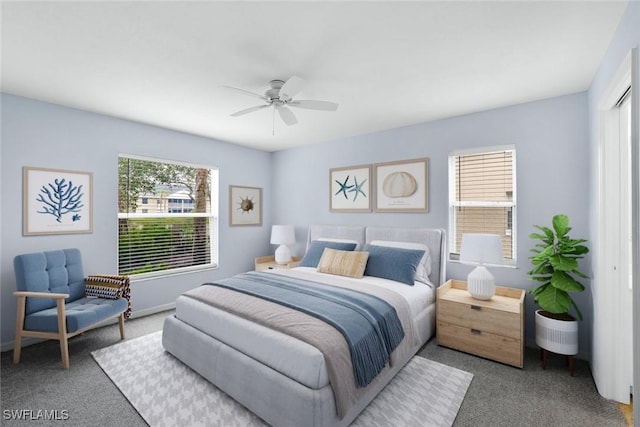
{"left": 306, "top": 225, "right": 446, "bottom": 286}
{"left": 307, "top": 225, "right": 366, "bottom": 250}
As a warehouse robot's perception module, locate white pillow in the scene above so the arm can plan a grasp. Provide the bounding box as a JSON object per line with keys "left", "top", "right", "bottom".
{"left": 368, "top": 240, "right": 431, "bottom": 284}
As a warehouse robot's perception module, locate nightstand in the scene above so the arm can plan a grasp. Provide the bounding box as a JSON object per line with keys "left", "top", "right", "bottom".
{"left": 437, "top": 279, "right": 525, "bottom": 368}
{"left": 254, "top": 255, "right": 302, "bottom": 271}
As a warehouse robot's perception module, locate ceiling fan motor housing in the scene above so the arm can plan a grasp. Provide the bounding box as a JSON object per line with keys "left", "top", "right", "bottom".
{"left": 266, "top": 80, "right": 287, "bottom": 102}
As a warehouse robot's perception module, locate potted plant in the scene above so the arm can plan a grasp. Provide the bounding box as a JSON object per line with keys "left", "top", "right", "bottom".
{"left": 528, "top": 214, "right": 589, "bottom": 356}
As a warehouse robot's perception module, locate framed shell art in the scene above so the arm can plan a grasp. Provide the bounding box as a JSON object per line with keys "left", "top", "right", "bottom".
{"left": 230, "top": 185, "right": 262, "bottom": 226}
{"left": 329, "top": 164, "right": 372, "bottom": 212}
{"left": 374, "top": 158, "right": 429, "bottom": 212}
{"left": 23, "top": 166, "right": 93, "bottom": 235}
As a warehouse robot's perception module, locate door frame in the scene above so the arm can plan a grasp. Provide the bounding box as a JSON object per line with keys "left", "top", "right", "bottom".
{"left": 593, "top": 48, "right": 637, "bottom": 405}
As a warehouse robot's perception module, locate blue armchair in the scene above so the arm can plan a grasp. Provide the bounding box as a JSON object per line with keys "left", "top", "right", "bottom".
{"left": 13, "top": 248, "right": 128, "bottom": 369}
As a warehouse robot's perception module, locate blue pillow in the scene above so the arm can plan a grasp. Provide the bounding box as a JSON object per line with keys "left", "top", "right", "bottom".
{"left": 363, "top": 244, "right": 425, "bottom": 286}
{"left": 300, "top": 240, "right": 358, "bottom": 268}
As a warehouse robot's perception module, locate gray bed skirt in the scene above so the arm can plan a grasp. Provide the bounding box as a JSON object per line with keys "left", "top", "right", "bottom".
{"left": 162, "top": 314, "right": 428, "bottom": 427}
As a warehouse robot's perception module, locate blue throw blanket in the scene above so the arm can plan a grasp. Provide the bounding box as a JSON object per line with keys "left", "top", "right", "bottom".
{"left": 204, "top": 271, "right": 405, "bottom": 387}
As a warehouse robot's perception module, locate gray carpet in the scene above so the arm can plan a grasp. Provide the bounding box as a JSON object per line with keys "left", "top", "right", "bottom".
{"left": 92, "top": 331, "right": 472, "bottom": 427}
{"left": 1, "top": 310, "right": 627, "bottom": 426}
{"left": 418, "top": 340, "right": 627, "bottom": 426}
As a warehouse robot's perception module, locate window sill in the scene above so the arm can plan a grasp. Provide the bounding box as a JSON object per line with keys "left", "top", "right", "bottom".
{"left": 129, "top": 264, "right": 219, "bottom": 283}
{"left": 447, "top": 258, "right": 518, "bottom": 269}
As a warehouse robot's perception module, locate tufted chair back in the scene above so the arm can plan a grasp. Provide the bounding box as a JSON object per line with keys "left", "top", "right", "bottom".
{"left": 14, "top": 249, "right": 85, "bottom": 315}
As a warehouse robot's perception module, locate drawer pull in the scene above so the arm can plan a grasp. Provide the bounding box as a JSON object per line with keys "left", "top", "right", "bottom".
{"left": 470, "top": 305, "right": 482, "bottom": 311}
{"left": 471, "top": 328, "right": 482, "bottom": 335}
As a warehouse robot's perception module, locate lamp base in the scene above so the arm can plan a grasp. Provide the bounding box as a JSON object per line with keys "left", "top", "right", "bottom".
{"left": 467, "top": 266, "right": 495, "bottom": 300}
{"left": 274, "top": 245, "right": 292, "bottom": 265}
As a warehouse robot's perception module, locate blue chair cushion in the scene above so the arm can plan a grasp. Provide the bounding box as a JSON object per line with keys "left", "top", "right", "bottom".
{"left": 14, "top": 249, "right": 85, "bottom": 315}
{"left": 24, "top": 297, "right": 128, "bottom": 333}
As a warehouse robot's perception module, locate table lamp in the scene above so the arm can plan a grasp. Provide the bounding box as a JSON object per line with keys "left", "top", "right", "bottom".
{"left": 459, "top": 233, "right": 503, "bottom": 300}
{"left": 270, "top": 225, "right": 296, "bottom": 264}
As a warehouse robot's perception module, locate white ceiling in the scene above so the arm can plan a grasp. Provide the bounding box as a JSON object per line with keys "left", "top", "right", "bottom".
{"left": 1, "top": 1, "right": 628, "bottom": 152}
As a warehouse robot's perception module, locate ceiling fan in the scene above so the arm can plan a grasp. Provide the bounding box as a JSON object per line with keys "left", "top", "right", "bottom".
{"left": 224, "top": 76, "right": 338, "bottom": 128}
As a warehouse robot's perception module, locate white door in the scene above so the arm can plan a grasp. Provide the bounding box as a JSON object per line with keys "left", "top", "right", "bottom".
{"left": 594, "top": 52, "right": 634, "bottom": 405}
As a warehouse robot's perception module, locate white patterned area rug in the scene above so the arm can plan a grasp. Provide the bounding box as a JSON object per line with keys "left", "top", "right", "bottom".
{"left": 92, "top": 332, "right": 472, "bottom": 427}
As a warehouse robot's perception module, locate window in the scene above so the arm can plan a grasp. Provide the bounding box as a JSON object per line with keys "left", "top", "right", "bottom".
{"left": 449, "top": 146, "right": 516, "bottom": 261}
{"left": 118, "top": 155, "right": 219, "bottom": 276}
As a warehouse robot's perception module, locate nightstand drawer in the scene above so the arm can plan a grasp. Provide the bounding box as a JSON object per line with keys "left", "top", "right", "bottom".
{"left": 438, "top": 299, "right": 521, "bottom": 339}
{"left": 438, "top": 321, "right": 522, "bottom": 367}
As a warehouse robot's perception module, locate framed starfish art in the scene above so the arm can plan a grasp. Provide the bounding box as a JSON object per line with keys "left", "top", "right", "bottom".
{"left": 329, "top": 164, "right": 371, "bottom": 212}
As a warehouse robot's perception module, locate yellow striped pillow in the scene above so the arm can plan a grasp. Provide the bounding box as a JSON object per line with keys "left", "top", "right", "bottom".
{"left": 317, "top": 248, "right": 369, "bottom": 279}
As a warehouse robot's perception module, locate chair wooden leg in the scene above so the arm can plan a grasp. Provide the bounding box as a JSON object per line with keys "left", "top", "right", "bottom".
{"left": 13, "top": 296, "right": 26, "bottom": 364}
{"left": 59, "top": 334, "right": 70, "bottom": 370}
{"left": 13, "top": 334, "right": 22, "bottom": 364}
{"left": 56, "top": 299, "right": 70, "bottom": 369}
{"left": 118, "top": 314, "right": 125, "bottom": 340}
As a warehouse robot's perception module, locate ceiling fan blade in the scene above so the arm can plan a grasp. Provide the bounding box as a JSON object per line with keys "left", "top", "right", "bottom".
{"left": 230, "top": 104, "right": 270, "bottom": 117}
{"left": 222, "top": 85, "right": 268, "bottom": 101}
{"left": 276, "top": 105, "right": 298, "bottom": 126}
{"left": 288, "top": 100, "right": 339, "bottom": 111}
{"left": 279, "top": 76, "right": 305, "bottom": 100}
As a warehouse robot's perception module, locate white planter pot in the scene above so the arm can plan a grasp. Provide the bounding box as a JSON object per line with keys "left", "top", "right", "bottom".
{"left": 535, "top": 309, "right": 578, "bottom": 355}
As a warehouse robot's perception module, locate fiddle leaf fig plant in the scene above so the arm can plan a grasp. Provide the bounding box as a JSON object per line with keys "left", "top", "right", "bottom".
{"left": 528, "top": 214, "right": 589, "bottom": 320}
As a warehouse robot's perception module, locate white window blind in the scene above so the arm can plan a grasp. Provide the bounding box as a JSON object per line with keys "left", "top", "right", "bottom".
{"left": 118, "top": 156, "right": 218, "bottom": 276}
{"left": 449, "top": 147, "right": 516, "bottom": 260}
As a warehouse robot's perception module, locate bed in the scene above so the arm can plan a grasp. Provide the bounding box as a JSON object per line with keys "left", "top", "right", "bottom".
{"left": 162, "top": 225, "right": 446, "bottom": 426}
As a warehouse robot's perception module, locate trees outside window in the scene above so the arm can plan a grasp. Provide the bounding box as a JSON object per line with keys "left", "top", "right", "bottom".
{"left": 118, "top": 156, "right": 218, "bottom": 276}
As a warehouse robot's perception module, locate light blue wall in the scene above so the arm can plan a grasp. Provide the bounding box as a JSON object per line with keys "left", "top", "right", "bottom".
{"left": 8, "top": 1, "right": 636, "bottom": 352}
{"left": 0, "top": 93, "right": 272, "bottom": 347}
{"left": 272, "top": 92, "right": 591, "bottom": 351}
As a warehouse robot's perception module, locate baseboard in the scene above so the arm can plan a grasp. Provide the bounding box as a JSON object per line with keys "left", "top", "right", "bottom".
{"left": 128, "top": 302, "right": 176, "bottom": 319}
{"left": 0, "top": 302, "right": 176, "bottom": 353}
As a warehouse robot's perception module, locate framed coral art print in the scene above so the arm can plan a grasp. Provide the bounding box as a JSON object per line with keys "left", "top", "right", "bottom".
{"left": 230, "top": 185, "right": 262, "bottom": 226}
{"left": 329, "top": 164, "right": 372, "bottom": 212}
{"left": 374, "top": 158, "right": 429, "bottom": 212}
{"left": 23, "top": 166, "right": 93, "bottom": 235}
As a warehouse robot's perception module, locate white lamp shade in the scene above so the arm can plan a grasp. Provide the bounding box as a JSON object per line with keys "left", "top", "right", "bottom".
{"left": 460, "top": 234, "right": 503, "bottom": 300}
{"left": 459, "top": 234, "right": 503, "bottom": 266}
{"left": 270, "top": 225, "right": 295, "bottom": 245}
{"left": 271, "top": 225, "right": 295, "bottom": 265}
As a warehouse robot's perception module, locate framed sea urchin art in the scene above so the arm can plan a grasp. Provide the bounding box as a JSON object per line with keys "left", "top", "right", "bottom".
{"left": 23, "top": 166, "right": 93, "bottom": 235}
{"left": 329, "top": 164, "right": 372, "bottom": 212}
{"left": 230, "top": 185, "right": 262, "bottom": 226}
{"left": 374, "top": 158, "right": 429, "bottom": 213}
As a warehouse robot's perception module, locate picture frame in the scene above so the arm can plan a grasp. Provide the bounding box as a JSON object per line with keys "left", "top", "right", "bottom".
{"left": 374, "top": 158, "right": 429, "bottom": 212}
{"left": 229, "top": 185, "right": 262, "bottom": 226}
{"left": 23, "top": 166, "right": 93, "bottom": 235}
{"left": 329, "top": 164, "right": 372, "bottom": 212}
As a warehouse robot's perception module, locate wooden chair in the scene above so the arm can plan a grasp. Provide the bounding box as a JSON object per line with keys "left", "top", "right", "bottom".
{"left": 13, "top": 248, "right": 128, "bottom": 369}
